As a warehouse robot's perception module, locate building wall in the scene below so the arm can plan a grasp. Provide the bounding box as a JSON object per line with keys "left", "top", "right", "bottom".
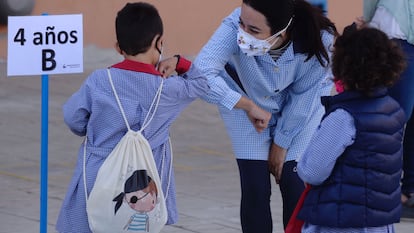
{"left": 0, "top": 0, "right": 362, "bottom": 60}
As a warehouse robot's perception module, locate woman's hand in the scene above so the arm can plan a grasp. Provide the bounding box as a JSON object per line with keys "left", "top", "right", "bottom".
{"left": 246, "top": 104, "right": 271, "bottom": 133}
{"left": 268, "top": 143, "right": 287, "bottom": 184}
{"left": 235, "top": 96, "right": 271, "bottom": 133}
{"left": 157, "top": 56, "right": 179, "bottom": 78}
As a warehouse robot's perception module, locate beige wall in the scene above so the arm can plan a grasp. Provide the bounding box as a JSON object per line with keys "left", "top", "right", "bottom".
{"left": 328, "top": 0, "right": 362, "bottom": 33}
{"left": 0, "top": 0, "right": 362, "bottom": 60}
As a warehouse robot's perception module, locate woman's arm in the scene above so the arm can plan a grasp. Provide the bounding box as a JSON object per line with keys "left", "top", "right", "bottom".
{"left": 193, "top": 8, "right": 242, "bottom": 110}
{"left": 273, "top": 32, "right": 335, "bottom": 150}
{"left": 194, "top": 8, "right": 271, "bottom": 132}
{"left": 235, "top": 96, "right": 271, "bottom": 133}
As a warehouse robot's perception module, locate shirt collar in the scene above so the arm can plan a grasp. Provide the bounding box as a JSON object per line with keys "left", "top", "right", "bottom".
{"left": 111, "top": 59, "right": 162, "bottom": 75}
{"left": 321, "top": 87, "right": 389, "bottom": 108}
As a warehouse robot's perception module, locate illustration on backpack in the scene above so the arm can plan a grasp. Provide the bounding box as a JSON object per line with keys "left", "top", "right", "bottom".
{"left": 113, "top": 170, "right": 160, "bottom": 232}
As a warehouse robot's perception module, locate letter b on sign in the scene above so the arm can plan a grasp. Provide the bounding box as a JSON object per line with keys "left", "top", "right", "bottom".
{"left": 42, "top": 49, "right": 56, "bottom": 71}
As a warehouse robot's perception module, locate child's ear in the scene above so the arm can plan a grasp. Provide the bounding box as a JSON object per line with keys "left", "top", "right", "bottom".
{"left": 152, "top": 35, "right": 163, "bottom": 52}
{"left": 157, "top": 35, "right": 164, "bottom": 49}
{"left": 114, "top": 42, "right": 123, "bottom": 55}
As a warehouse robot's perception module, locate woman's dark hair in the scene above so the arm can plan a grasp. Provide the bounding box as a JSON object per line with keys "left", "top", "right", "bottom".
{"left": 243, "top": 0, "right": 294, "bottom": 34}
{"left": 115, "top": 2, "right": 163, "bottom": 56}
{"left": 243, "top": 0, "right": 338, "bottom": 66}
{"left": 332, "top": 24, "right": 406, "bottom": 96}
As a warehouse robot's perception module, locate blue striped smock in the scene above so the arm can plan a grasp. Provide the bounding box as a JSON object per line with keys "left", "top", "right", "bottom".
{"left": 56, "top": 61, "right": 209, "bottom": 233}
{"left": 194, "top": 7, "right": 335, "bottom": 161}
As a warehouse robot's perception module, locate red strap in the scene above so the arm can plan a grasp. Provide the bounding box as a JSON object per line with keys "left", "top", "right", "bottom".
{"left": 285, "top": 184, "right": 311, "bottom": 233}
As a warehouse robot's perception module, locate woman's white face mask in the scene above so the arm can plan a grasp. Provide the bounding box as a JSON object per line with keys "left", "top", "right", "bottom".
{"left": 237, "top": 18, "right": 292, "bottom": 56}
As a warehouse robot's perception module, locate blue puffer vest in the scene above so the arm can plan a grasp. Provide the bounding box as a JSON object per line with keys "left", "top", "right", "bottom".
{"left": 297, "top": 88, "right": 405, "bottom": 227}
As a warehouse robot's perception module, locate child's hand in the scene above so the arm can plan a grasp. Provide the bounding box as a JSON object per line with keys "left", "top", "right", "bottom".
{"left": 157, "top": 56, "right": 179, "bottom": 78}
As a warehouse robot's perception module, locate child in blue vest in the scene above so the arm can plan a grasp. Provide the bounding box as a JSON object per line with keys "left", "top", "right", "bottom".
{"left": 297, "top": 24, "right": 407, "bottom": 232}
{"left": 56, "top": 2, "right": 209, "bottom": 232}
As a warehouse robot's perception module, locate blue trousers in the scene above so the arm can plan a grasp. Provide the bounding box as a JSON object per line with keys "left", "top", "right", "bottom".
{"left": 237, "top": 159, "right": 304, "bottom": 233}
{"left": 389, "top": 39, "right": 414, "bottom": 194}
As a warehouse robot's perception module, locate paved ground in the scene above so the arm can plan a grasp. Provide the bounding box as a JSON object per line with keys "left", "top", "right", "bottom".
{"left": 0, "top": 46, "right": 413, "bottom": 233}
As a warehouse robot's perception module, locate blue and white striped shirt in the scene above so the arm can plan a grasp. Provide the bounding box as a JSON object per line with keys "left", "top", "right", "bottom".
{"left": 127, "top": 213, "right": 149, "bottom": 231}
{"left": 194, "top": 7, "right": 334, "bottom": 161}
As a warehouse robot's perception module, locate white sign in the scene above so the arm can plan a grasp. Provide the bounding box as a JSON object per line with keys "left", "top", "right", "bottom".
{"left": 7, "top": 14, "right": 83, "bottom": 76}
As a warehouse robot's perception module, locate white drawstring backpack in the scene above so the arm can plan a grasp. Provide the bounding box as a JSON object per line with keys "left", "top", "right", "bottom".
{"left": 83, "top": 68, "right": 168, "bottom": 233}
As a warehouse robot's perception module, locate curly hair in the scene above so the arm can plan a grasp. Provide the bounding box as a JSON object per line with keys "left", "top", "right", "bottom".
{"left": 332, "top": 24, "right": 406, "bottom": 96}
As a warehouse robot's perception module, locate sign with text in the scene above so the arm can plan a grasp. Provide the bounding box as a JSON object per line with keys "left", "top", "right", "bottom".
{"left": 7, "top": 14, "right": 83, "bottom": 76}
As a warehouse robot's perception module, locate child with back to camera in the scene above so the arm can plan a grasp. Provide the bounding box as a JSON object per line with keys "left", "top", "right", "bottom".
{"left": 297, "top": 24, "right": 407, "bottom": 233}
{"left": 55, "top": 2, "right": 209, "bottom": 232}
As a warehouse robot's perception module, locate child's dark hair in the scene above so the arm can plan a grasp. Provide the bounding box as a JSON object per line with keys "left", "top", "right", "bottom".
{"left": 115, "top": 2, "right": 163, "bottom": 56}
{"left": 332, "top": 24, "right": 406, "bottom": 96}
{"left": 242, "top": 0, "right": 338, "bottom": 66}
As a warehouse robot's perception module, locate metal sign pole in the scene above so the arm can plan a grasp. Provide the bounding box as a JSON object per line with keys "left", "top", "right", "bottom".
{"left": 40, "top": 74, "right": 49, "bottom": 233}
{"left": 39, "top": 12, "right": 49, "bottom": 233}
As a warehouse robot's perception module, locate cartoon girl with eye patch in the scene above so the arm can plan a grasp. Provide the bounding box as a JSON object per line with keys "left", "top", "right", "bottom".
{"left": 113, "top": 170, "right": 159, "bottom": 232}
